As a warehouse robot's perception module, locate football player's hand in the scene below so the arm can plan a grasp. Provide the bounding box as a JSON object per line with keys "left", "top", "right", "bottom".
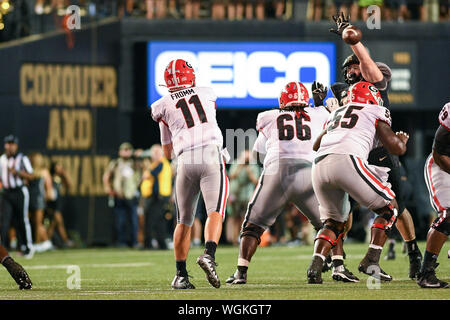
{"left": 396, "top": 131, "right": 410, "bottom": 144}
{"left": 312, "top": 81, "right": 328, "bottom": 107}
{"left": 325, "top": 97, "right": 340, "bottom": 112}
{"left": 330, "top": 12, "right": 351, "bottom": 36}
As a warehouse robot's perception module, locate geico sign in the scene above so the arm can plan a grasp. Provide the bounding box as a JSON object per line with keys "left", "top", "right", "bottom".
{"left": 154, "top": 51, "right": 331, "bottom": 100}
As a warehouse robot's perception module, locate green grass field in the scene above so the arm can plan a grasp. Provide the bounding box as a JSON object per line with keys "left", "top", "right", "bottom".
{"left": 0, "top": 242, "right": 449, "bottom": 300}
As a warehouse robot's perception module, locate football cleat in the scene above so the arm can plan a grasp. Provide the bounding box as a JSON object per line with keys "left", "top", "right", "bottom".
{"left": 197, "top": 254, "right": 220, "bottom": 288}
{"left": 417, "top": 264, "right": 449, "bottom": 289}
{"left": 307, "top": 256, "right": 324, "bottom": 284}
{"left": 358, "top": 261, "right": 393, "bottom": 282}
{"left": 332, "top": 265, "right": 360, "bottom": 283}
{"left": 171, "top": 272, "right": 195, "bottom": 289}
{"left": 2, "top": 257, "right": 32, "bottom": 290}
{"left": 226, "top": 270, "right": 247, "bottom": 285}
{"left": 408, "top": 250, "right": 422, "bottom": 279}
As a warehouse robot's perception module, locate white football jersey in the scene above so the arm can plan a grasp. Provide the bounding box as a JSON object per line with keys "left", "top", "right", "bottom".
{"left": 439, "top": 102, "right": 450, "bottom": 130}
{"left": 316, "top": 102, "right": 392, "bottom": 160}
{"left": 151, "top": 86, "right": 223, "bottom": 157}
{"left": 253, "top": 107, "right": 330, "bottom": 166}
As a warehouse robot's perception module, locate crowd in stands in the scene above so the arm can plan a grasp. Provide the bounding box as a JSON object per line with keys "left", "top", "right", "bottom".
{"left": 0, "top": 1, "right": 447, "bottom": 42}
{"left": 18, "top": 0, "right": 450, "bottom": 23}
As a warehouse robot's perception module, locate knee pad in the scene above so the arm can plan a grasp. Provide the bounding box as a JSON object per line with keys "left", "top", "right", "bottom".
{"left": 240, "top": 223, "right": 265, "bottom": 245}
{"left": 373, "top": 204, "right": 398, "bottom": 232}
{"left": 431, "top": 210, "right": 450, "bottom": 236}
{"left": 323, "top": 219, "right": 345, "bottom": 238}
{"left": 315, "top": 219, "right": 344, "bottom": 247}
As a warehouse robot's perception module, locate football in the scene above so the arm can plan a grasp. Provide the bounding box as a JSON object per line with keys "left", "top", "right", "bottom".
{"left": 342, "top": 25, "right": 362, "bottom": 45}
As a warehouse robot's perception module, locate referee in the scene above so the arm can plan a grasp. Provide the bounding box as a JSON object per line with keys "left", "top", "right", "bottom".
{"left": 0, "top": 135, "right": 34, "bottom": 259}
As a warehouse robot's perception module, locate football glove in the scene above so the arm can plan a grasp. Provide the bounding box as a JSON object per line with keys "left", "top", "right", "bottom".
{"left": 330, "top": 12, "right": 351, "bottom": 36}
{"left": 312, "top": 81, "right": 328, "bottom": 107}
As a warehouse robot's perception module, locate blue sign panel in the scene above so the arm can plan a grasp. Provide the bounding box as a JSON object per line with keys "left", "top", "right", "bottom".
{"left": 148, "top": 41, "right": 336, "bottom": 108}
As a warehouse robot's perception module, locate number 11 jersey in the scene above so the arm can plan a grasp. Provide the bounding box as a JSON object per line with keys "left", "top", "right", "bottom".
{"left": 150, "top": 86, "right": 223, "bottom": 157}
{"left": 316, "top": 102, "right": 392, "bottom": 160}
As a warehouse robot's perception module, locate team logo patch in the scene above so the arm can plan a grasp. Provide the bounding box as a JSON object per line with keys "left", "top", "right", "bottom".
{"left": 368, "top": 85, "right": 378, "bottom": 93}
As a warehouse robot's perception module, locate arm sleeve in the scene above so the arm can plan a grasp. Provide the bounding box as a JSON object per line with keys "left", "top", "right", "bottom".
{"left": 159, "top": 121, "right": 172, "bottom": 145}
{"left": 373, "top": 62, "right": 392, "bottom": 91}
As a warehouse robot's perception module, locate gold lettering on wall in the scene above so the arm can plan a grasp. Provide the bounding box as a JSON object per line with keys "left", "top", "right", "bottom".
{"left": 43, "top": 155, "right": 110, "bottom": 196}
{"left": 47, "top": 109, "right": 92, "bottom": 150}
{"left": 19, "top": 63, "right": 118, "bottom": 108}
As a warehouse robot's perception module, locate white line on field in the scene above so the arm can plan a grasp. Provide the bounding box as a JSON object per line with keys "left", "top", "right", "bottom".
{"left": 23, "top": 262, "right": 154, "bottom": 270}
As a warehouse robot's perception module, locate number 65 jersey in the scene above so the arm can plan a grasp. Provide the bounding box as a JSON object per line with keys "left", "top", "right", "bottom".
{"left": 316, "top": 102, "right": 392, "bottom": 160}
{"left": 150, "top": 86, "right": 223, "bottom": 156}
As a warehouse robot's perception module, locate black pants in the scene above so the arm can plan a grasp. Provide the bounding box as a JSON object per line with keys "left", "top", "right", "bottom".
{"left": 368, "top": 146, "right": 406, "bottom": 214}
{"left": 144, "top": 196, "right": 169, "bottom": 249}
{"left": 0, "top": 187, "right": 33, "bottom": 253}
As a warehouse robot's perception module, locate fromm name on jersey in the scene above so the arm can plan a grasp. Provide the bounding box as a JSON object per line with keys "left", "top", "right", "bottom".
{"left": 170, "top": 88, "right": 195, "bottom": 100}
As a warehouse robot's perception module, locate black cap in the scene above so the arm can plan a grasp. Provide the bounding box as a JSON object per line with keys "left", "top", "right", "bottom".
{"left": 4, "top": 134, "right": 19, "bottom": 144}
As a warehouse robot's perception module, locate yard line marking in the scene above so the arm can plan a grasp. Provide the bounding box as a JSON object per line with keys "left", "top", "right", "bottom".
{"left": 23, "top": 262, "right": 154, "bottom": 270}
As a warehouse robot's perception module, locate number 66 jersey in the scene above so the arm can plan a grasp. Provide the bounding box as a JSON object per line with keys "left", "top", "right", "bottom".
{"left": 150, "top": 86, "right": 223, "bottom": 157}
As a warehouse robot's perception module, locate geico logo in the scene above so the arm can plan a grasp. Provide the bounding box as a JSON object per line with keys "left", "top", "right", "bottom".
{"left": 155, "top": 51, "right": 331, "bottom": 99}
{"left": 20, "top": 63, "right": 118, "bottom": 107}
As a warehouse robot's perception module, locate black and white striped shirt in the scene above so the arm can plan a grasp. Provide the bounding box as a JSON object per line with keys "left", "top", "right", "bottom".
{"left": 0, "top": 153, "right": 33, "bottom": 189}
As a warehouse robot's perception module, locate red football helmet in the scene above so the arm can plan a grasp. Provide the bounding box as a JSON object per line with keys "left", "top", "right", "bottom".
{"left": 346, "top": 81, "right": 383, "bottom": 106}
{"left": 164, "top": 59, "right": 196, "bottom": 92}
{"left": 279, "top": 82, "right": 310, "bottom": 109}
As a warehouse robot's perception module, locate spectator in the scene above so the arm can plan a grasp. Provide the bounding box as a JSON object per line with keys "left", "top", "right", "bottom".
{"left": 28, "top": 152, "right": 54, "bottom": 253}
{"left": 233, "top": 0, "right": 255, "bottom": 19}
{"left": 140, "top": 144, "right": 172, "bottom": 250}
{"left": 226, "top": 150, "right": 259, "bottom": 245}
{"left": 273, "top": 0, "right": 286, "bottom": 19}
{"left": 406, "top": 0, "right": 425, "bottom": 21}
{"left": 333, "top": 1, "right": 359, "bottom": 20}
{"left": 146, "top": 0, "right": 179, "bottom": 18}
{"left": 184, "top": 0, "right": 201, "bottom": 19}
{"left": 146, "top": 0, "right": 167, "bottom": 18}
{"left": 308, "top": 0, "right": 324, "bottom": 21}
{"left": 46, "top": 161, "right": 74, "bottom": 248}
{"left": 439, "top": 0, "right": 449, "bottom": 21}
{"left": 103, "top": 142, "right": 140, "bottom": 248}
{"left": 212, "top": 0, "right": 226, "bottom": 19}
{"left": 384, "top": 0, "right": 408, "bottom": 22}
